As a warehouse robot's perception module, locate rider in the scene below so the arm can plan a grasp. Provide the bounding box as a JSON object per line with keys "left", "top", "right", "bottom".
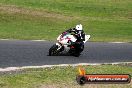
{"left": 62, "top": 24, "right": 85, "bottom": 49}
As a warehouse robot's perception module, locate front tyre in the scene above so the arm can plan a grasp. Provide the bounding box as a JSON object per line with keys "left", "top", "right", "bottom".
{"left": 49, "top": 44, "right": 59, "bottom": 56}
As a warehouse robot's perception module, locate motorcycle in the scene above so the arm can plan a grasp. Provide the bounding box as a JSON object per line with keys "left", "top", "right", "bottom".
{"left": 49, "top": 32, "right": 90, "bottom": 57}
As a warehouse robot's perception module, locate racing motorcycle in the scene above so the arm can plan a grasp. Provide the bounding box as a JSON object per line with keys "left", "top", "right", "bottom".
{"left": 48, "top": 32, "right": 90, "bottom": 57}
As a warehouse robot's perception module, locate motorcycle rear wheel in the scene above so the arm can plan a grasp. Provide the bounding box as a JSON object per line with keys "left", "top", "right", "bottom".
{"left": 69, "top": 44, "right": 84, "bottom": 57}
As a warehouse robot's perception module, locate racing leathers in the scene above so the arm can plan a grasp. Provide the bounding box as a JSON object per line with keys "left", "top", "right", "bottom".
{"left": 63, "top": 28, "right": 85, "bottom": 51}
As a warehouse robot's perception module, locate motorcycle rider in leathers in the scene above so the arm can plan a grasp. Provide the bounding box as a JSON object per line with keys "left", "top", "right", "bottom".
{"left": 62, "top": 24, "right": 85, "bottom": 54}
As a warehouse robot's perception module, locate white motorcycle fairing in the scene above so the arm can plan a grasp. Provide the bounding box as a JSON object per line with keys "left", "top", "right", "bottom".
{"left": 56, "top": 33, "right": 77, "bottom": 52}
{"left": 49, "top": 32, "right": 90, "bottom": 56}
{"left": 56, "top": 33, "right": 90, "bottom": 52}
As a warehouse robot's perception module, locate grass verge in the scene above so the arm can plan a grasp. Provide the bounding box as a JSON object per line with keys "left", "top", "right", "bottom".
{"left": 0, "top": 0, "right": 132, "bottom": 42}
{"left": 0, "top": 64, "right": 132, "bottom": 88}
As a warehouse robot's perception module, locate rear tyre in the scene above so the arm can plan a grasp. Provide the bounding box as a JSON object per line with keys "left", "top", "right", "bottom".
{"left": 74, "top": 53, "right": 81, "bottom": 57}
{"left": 73, "top": 44, "right": 84, "bottom": 57}
{"left": 68, "top": 49, "right": 81, "bottom": 57}
{"left": 49, "top": 44, "right": 59, "bottom": 56}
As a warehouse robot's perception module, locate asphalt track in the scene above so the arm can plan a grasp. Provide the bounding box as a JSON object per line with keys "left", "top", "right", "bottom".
{"left": 0, "top": 40, "right": 132, "bottom": 68}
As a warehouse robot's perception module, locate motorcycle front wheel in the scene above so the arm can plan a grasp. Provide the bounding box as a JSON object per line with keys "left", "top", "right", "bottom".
{"left": 49, "top": 44, "right": 59, "bottom": 56}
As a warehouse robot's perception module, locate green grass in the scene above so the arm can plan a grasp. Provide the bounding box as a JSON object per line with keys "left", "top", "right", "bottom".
{"left": 0, "top": 65, "right": 132, "bottom": 88}
{"left": 0, "top": 0, "right": 132, "bottom": 42}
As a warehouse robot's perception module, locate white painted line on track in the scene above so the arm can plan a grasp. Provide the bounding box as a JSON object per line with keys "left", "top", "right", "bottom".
{"left": 0, "top": 39, "right": 46, "bottom": 42}
{"left": 0, "top": 39, "right": 131, "bottom": 44}
{"left": 109, "top": 42, "right": 127, "bottom": 44}
{"left": 0, "top": 62, "right": 131, "bottom": 72}
{"left": 31, "top": 40, "right": 46, "bottom": 42}
{"left": 0, "top": 39, "right": 10, "bottom": 40}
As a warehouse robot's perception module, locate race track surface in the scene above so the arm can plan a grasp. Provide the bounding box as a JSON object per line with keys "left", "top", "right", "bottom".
{"left": 0, "top": 40, "right": 132, "bottom": 68}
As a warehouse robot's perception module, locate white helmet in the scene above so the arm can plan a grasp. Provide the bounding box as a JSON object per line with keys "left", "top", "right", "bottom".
{"left": 76, "top": 24, "right": 83, "bottom": 31}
